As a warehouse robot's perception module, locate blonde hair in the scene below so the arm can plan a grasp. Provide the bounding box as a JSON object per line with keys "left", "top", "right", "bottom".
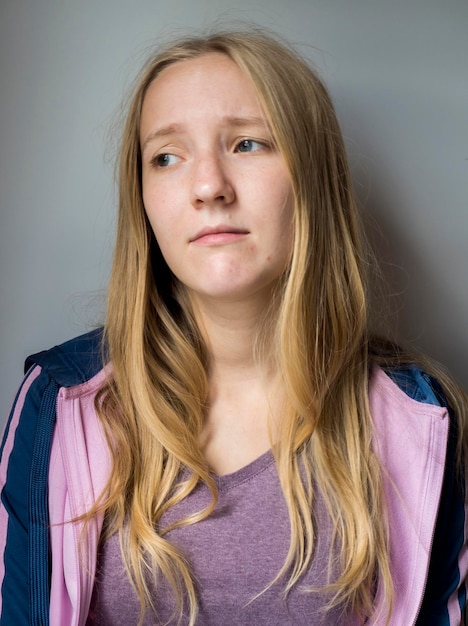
{"left": 90, "top": 29, "right": 467, "bottom": 625}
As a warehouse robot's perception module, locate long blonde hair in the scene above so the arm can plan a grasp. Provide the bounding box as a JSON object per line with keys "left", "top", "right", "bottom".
{"left": 91, "top": 29, "right": 467, "bottom": 625}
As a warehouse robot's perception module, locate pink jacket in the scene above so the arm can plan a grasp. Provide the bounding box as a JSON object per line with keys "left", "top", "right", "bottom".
{"left": 0, "top": 337, "right": 466, "bottom": 625}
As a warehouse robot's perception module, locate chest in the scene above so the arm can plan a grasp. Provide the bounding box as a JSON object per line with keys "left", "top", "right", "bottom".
{"left": 87, "top": 452, "right": 348, "bottom": 625}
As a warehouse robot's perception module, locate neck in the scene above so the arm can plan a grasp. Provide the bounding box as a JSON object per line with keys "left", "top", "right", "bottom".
{"left": 190, "top": 293, "right": 274, "bottom": 380}
{"left": 189, "top": 293, "right": 283, "bottom": 474}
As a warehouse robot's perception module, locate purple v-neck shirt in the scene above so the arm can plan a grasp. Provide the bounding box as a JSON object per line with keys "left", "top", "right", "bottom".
{"left": 87, "top": 450, "right": 347, "bottom": 625}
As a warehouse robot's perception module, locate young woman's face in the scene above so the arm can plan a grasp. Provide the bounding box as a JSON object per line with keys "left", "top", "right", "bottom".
{"left": 140, "top": 53, "right": 293, "bottom": 307}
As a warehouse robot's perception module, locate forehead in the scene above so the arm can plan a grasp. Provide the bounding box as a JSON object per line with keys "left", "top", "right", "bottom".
{"left": 140, "top": 53, "right": 267, "bottom": 140}
{"left": 148, "top": 52, "right": 255, "bottom": 97}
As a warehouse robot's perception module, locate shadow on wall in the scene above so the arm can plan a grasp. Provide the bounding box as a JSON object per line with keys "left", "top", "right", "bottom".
{"left": 362, "top": 191, "right": 468, "bottom": 390}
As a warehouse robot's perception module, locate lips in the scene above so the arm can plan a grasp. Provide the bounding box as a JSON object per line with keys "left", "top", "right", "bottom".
{"left": 190, "top": 225, "right": 249, "bottom": 243}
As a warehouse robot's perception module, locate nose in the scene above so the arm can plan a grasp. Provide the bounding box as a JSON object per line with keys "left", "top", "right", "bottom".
{"left": 190, "top": 153, "right": 235, "bottom": 208}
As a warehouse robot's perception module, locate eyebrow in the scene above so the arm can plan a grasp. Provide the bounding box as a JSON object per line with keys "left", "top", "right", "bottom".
{"left": 141, "top": 116, "right": 269, "bottom": 151}
{"left": 141, "top": 124, "right": 184, "bottom": 151}
{"left": 223, "top": 115, "right": 268, "bottom": 128}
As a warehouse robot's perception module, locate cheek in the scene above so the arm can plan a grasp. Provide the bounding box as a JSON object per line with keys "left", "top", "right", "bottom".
{"left": 149, "top": 219, "right": 175, "bottom": 262}
{"left": 143, "top": 191, "right": 172, "bottom": 243}
{"left": 144, "top": 206, "right": 183, "bottom": 270}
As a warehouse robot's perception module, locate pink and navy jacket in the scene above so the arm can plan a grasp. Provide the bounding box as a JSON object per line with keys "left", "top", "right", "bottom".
{"left": 0, "top": 329, "right": 466, "bottom": 625}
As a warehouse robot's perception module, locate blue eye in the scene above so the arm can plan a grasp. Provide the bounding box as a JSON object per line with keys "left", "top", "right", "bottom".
{"left": 236, "top": 139, "right": 263, "bottom": 153}
{"left": 154, "top": 153, "right": 179, "bottom": 167}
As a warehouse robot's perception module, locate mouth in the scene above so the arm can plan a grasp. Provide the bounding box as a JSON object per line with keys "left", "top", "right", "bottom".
{"left": 190, "top": 225, "right": 249, "bottom": 244}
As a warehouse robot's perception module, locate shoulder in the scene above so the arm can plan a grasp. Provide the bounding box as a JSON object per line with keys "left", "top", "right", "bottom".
{"left": 379, "top": 363, "right": 447, "bottom": 408}
{"left": 1, "top": 328, "right": 107, "bottom": 470}
{"left": 369, "top": 364, "right": 451, "bottom": 476}
{"left": 24, "top": 326, "right": 107, "bottom": 388}
{"left": 370, "top": 363, "right": 450, "bottom": 418}
{"left": 2, "top": 327, "right": 107, "bottom": 471}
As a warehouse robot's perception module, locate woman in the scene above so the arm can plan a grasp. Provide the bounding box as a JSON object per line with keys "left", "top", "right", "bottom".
{"left": 1, "top": 29, "right": 466, "bottom": 626}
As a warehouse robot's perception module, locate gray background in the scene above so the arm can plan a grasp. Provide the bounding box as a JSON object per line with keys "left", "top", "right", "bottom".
{"left": 1, "top": 0, "right": 467, "bottom": 427}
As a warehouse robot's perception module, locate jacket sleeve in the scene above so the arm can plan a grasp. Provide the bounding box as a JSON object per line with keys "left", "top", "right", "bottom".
{"left": 415, "top": 409, "right": 467, "bottom": 625}
{"left": 0, "top": 365, "right": 58, "bottom": 626}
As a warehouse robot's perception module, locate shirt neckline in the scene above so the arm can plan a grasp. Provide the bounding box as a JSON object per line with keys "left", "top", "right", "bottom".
{"left": 213, "top": 448, "right": 276, "bottom": 492}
